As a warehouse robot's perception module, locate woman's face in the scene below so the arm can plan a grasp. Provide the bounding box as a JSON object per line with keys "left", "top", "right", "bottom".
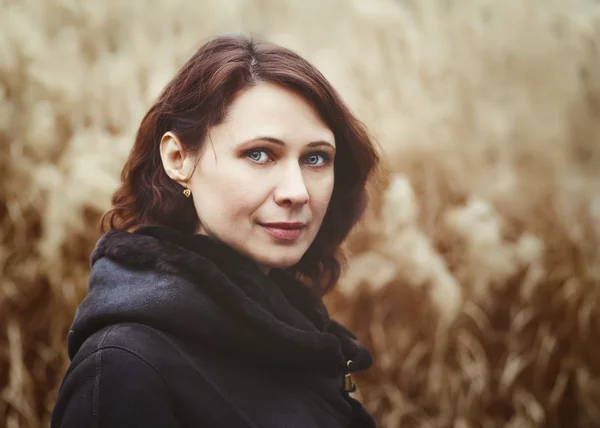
{"left": 174, "top": 83, "right": 336, "bottom": 274}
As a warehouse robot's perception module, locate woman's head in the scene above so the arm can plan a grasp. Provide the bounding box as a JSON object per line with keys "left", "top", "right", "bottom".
{"left": 103, "top": 35, "right": 380, "bottom": 295}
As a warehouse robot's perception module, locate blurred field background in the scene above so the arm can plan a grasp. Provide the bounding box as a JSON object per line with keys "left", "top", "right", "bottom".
{"left": 1, "top": 0, "right": 600, "bottom": 427}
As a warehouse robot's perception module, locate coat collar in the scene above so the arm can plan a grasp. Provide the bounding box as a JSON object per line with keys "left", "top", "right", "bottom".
{"left": 71, "top": 225, "right": 372, "bottom": 376}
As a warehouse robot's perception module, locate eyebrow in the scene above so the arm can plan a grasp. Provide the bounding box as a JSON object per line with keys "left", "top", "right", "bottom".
{"left": 242, "top": 136, "right": 336, "bottom": 152}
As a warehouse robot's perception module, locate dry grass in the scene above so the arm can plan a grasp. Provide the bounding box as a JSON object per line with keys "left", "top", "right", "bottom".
{"left": 1, "top": 0, "right": 599, "bottom": 427}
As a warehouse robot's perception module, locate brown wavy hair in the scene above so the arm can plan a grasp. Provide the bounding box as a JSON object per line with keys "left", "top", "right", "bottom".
{"left": 102, "top": 34, "right": 381, "bottom": 295}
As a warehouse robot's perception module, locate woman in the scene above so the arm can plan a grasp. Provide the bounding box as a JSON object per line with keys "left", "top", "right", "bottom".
{"left": 51, "top": 35, "right": 380, "bottom": 428}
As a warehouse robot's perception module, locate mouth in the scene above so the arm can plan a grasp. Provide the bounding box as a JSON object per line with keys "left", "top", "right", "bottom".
{"left": 260, "top": 222, "right": 306, "bottom": 241}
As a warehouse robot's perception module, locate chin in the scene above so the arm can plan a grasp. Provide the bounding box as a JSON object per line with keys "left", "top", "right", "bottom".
{"left": 256, "top": 249, "right": 305, "bottom": 271}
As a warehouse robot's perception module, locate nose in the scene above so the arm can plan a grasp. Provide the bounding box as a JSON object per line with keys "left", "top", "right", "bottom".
{"left": 273, "top": 163, "right": 309, "bottom": 207}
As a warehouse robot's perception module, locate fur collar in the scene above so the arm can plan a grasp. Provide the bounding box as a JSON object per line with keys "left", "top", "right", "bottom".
{"left": 69, "top": 225, "right": 372, "bottom": 376}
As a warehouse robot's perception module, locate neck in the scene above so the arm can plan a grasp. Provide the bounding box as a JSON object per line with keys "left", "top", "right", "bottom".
{"left": 195, "top": 224, "right": 272, "bottom": 276}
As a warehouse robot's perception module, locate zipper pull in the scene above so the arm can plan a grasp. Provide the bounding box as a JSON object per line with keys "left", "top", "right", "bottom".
{"left": 343, "top": 360, "right": 356, "bottom": 393}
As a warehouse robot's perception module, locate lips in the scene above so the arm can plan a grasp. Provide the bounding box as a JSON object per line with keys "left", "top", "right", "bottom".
{"left": 260, "top": 222, "right": 306, "bottom": 241}
{"left": 261, "top": 222, "right": 306, "bottom": 229}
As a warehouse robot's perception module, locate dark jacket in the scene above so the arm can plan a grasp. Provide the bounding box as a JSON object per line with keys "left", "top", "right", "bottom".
{"left": 51, "top": 225, "right": 376, "bottom": 427}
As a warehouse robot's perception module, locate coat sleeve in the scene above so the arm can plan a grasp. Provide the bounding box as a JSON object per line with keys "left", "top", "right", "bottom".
{"left": 51, "top": 347, "right": 182, "bottom": 428}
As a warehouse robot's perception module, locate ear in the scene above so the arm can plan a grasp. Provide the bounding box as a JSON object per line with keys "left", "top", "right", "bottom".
{"left": 159, "top": 131, "right": 196, "bottom": 186}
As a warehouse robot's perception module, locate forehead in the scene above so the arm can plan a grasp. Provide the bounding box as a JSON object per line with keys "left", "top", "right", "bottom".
{"left": 216, "top": 82, "right": 335, "bottom": 146}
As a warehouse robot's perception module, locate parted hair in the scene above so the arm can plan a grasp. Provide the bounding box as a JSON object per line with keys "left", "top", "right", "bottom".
{"left": 102, "top": 34, "right": 380, "bottom": 296}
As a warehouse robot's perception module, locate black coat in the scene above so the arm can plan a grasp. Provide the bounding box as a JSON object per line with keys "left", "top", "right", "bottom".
{"left": 51, "top": 225, "right": 376, "bottom": 427}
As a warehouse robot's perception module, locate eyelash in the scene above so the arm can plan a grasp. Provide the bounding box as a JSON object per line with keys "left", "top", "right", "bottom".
{"left": 245, "top": 148, "right": 332, "bottom": 167}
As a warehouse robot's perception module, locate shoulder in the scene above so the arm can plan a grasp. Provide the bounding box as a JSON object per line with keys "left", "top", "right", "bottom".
{"left": 65, "top": 323, "right": 184, "bottom": 395}
{"left": 52, "top": 324, "right": 183, "bottom": 427}
{"left": 71, "top": 323, "right": 184, "bottom": 375}
{"left": 54, "top": 323, "right": 263, "bottom": 428}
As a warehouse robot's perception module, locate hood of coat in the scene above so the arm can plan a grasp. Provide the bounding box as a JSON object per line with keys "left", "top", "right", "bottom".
{"left": 68, "top": 225, "right": 373, "bottom": 376}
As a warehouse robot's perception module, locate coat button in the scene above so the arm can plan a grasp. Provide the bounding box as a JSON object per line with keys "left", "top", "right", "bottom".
{"left": 347, "top": 360, "right": 355, "bottom": 371}
{"left": 343, "top": 360, "right": 356, "bottom": 392}
{"left": 343, "top": 373, "right": 356, "bottom": 393}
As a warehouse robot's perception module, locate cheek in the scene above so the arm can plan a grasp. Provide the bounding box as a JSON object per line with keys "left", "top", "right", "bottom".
{"left": 221, "top": 170, "right": 268, "bottom": 215}
{"left": 193, "top": 165, "right": 264, "bottom": 220}
{"left": 310, "top": 175, "right": 335, "bottom": 218}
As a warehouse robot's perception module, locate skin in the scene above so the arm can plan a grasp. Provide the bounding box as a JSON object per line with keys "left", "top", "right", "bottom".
{"left": 160, "top": 82, "right": 336, "bottom": 275}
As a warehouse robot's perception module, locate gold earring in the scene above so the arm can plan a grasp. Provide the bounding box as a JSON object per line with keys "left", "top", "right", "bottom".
{"left": 183, "top": 186, "right": 192, "bottom": 198}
